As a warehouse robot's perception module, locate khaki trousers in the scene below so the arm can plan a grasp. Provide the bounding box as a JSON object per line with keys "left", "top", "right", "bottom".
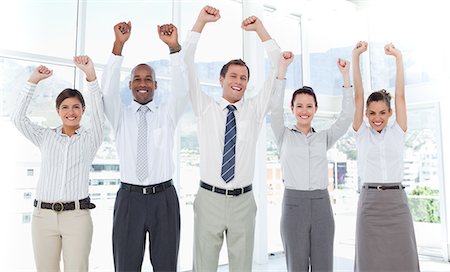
{"left": 31, "top": 206, "right": 93, "bottom": 272}
{"left": 193, "top": 187, "right": 257, "bottom": 272}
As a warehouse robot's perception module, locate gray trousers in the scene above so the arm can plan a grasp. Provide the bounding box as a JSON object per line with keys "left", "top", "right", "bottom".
{"left": 112, "top": 183, "right": 180, "bottom": 272}
{"left": 281, "top": 189, "right": 334, "bottom": 272}
{"left": 193, "top": 187, "right": 257, "bottom": 272}
{"left": 355, "top": 183, "right": 420, "bottom": 272}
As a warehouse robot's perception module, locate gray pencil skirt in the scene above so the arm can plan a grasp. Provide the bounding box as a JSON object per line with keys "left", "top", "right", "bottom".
{"left": 355, "top": 182, "right": 420, "bottom": 272}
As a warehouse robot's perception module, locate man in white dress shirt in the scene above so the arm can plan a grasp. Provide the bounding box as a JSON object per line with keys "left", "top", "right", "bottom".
{"left": 183, "top": 6, "right": 283, "bottom": 271}
{"left": 101, "top": 22, "right": 186, "bottom": 272}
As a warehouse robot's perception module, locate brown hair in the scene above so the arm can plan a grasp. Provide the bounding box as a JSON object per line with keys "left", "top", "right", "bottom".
{"left": 220, "top": 59, "right": 250, "bottom": 80}
{"left": 366, "top": 89, "right": 391, "bottom": 110}
{"left": 290, "top": 86, "right": 318, "bottom": 108}
{"left": 56, "top": 88, "right": 85, "bottom": 109}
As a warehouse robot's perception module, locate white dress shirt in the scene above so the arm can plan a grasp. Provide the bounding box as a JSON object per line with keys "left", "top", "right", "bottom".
{"left": 183, "top": 31, "right": 281, "bottom": 189}
{"left": 354, "top": 121, "right": 405, "bottom": 184}
{"left": 101, "top": 53, "right": 187, "bottom": 186}
{"left": 11, "top": 80, "right": 104, "bottom": 202}
{"left": 271, "top": 85, "right": 354, "bottom": 190}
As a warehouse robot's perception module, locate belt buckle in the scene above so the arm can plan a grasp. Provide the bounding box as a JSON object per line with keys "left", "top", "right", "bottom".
{"left": 226, "top": 189, "right": 235, "bottom": 197}
{"left": 376, "top": 185, "right": 383, "bottom": 191}
{"left": 52, "top": 202, "right": 64, "bottom": 212}
{"left": 143, "top": 186, "right": 156, "bottom": 195}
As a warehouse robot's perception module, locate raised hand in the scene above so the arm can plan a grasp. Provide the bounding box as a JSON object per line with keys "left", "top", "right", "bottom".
{"left": 337, "top": 58, "right": 351, "bottom": 88}
{"left": 384, "top": 43, "right": 401, "bottom": 58}
{"left": 193, "top": 5, "right": 220, "bottom": 32}
{"left": 353, "top": 41, "right": 368, "bottom": 57}
{"left": 28, "top": 65, "right": 53, "bottom": 84}
{"left": 199, "top": 5, "right": 220, "bottom": 23}
{"left": 241, "top": 16, "right": 263, "bottom": 32}
{"left": 112, "top": 21, "right": 131, "bottom": 55}
{"left": 241, "top": 16, "right": 271, "bottom": 42}
{"left": 337, "top": 58, "right": 350, "bottom": 74}
{"left": 114, "top": 21, "right": 132, "bottom": 44}
{"left": 277, "top": 51, "right": 294, "bottom": 79}
{"left": 157, "top": 23, "right": 180, "bottom": 49}
{"left": 73, "top": 55, "right": 96, "bottom": 82}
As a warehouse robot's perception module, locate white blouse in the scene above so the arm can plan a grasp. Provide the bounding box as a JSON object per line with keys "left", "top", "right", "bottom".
{"left": 354, "top": 121, "right": 405, "bottom": 184}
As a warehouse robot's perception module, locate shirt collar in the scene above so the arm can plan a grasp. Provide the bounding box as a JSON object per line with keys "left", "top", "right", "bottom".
{"left": 290, "top": 125, "right": 315, "bottom": 136}
{"left": 218, "top": 97, "right": 244, "bottom": 112}
{"left": 131, "top": 99, "right": 156, "bottom": 113}
{"left": 56, "top": 125, "right": 85, "bottom": 136}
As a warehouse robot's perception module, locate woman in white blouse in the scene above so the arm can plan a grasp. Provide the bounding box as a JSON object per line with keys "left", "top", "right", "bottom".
{"left": 271, "top": 53, "right": 354, "bottom": 272}
{"left": 11, "top": 56, "right": 103, "bottom": 272}
{"left": 352, "top": 41, "right": 419, "bottom": 271}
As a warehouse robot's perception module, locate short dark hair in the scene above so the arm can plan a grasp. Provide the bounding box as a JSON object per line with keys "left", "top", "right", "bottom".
{"left": 290, "top": 86, "right": 318, "bottom": 108}
{"left": 220, "top": 59, "right": 250, "bottom": 80}
{"left": 366, "top": 89, "right": 391, "bottom": 110}
{"left": 56, "top": 88, "right": 85, "bottom": 109}
{"left": 131, "top": 63, "right": 156, "bottom": 79}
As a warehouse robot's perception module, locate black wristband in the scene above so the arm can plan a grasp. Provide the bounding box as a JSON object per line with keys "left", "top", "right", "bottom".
{"left": 169, "top": 44, "right": 182, "bottom": 54}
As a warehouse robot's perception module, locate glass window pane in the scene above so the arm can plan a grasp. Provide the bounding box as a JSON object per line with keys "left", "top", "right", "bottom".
{"left": 0, "top": 0, "right": 78, "bottom": 58}
{"left": 84, "top": 0, "right": 172, "bottom": 67}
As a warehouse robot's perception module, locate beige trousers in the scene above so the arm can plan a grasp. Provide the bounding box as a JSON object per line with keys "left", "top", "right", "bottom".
{"left": 31, "top": 205, "right": 93, "bottom": 272}
{"left": 193, "top": 187, "right": 257, "bottom": 272}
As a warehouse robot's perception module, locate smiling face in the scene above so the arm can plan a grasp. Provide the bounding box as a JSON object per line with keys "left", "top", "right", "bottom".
{"left": 129, "top": 64, "right": 157, "bottom": 105}
{"left": 57, "top": 97, "right": 85, "bottom": 130}
{"left": 220, "top": 63, "right": 249, "bottom": 103}
{"left": 291, "top": 93, "right": 317, "bottom": 128}
{"left": 366, "top": 100, "right": 392, "bottom": 132}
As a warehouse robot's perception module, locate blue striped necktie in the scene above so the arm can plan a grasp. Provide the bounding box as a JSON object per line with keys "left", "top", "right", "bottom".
{"left": 221, "top": 105, "right": 237, "bottom": 183}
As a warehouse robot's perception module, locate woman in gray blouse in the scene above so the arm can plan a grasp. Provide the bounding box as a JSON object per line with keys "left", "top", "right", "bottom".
{"left": 11, "top": 56, "right": 103, "bottom": 272}
{"left": 271, "top": 56, "right": 354, "bottom": 272}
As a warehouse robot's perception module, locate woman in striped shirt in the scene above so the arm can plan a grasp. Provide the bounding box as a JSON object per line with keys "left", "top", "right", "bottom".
{"left": 11, "top": 55, "right": 104, "bottom": 272}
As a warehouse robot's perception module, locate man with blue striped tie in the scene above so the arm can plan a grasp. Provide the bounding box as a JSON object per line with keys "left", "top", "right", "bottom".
{"left": 182, "top": 6, "right": 284, "bottom": 271}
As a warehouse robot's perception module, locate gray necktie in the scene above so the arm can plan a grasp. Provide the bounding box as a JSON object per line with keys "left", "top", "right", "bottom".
{"left": 136, "top": 105, "right": 149, "bottom": 181}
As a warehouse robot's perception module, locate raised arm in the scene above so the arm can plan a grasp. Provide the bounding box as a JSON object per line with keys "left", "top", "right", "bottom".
{"left": 352, "top": 41, "right": 368, "bottom": 131}
{"left": 183, "top": 6, "right": 220, "bottom": 116}
{"left": 270, "top": 52, "right": 294, "bottom": 144}
{"left": 241, "top": 16, "right": 280, "bottom": 115}
{"left": 11, "top": 66, "right": 53, "bottom": 146}
{"left": 385, "top": 43, "right": 406, "bottom": 131}
{"left": 101, "top": 21, "right": 131, "bottom": 131}
{"left": 326, "top": 58, "right": 355, "bottom": 149}
{"left": 158, "top": 23, "right": 188, "bottom": 124}
{"left": 241, "top": 16, "right": 271, "bottom": 42}
{"left": 192, "top": 5, "right": 220, "bottom": 33}
{"left": 73, "top": 55, "right": 104, "bottom": 152}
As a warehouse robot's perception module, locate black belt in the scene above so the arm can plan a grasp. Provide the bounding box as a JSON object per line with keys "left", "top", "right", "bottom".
{"left": 121, "top": 180, "right": 173, "bottom": 195}
{"left": 34, "top": 197, "right": 95, "bottom": 212}
{"left": 200, "top": 181, "right": 252, "bottom": 196}
{"left": 364, "top": 185, "right": 405, "bottom": 191}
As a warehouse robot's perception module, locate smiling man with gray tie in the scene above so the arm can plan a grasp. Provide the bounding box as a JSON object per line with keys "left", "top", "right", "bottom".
{"left": 101, "top": 22, "right": 187, "bottom": 272}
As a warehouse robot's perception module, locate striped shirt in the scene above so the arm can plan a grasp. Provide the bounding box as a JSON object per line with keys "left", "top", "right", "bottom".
{"left": 11, "top": 80, "right": 104, "bottom": 202}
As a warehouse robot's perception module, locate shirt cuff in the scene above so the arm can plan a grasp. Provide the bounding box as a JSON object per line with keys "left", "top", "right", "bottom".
{"left": 86, "top": 79, "right": 100, "bottom": 92}
{"left": 23, "top": 82, "right": 36, "bottom": 95}
{"left": 188, "top": 31, "right": 201, "bottom": 44}
{"left": 263, "top": 39, "right": 280, "bottom": 52}
{"left": 342, "top": 86, "right": 354, "bottom": 97}
{"left": 170, "top": 52, "right": 181, "bottom": 66}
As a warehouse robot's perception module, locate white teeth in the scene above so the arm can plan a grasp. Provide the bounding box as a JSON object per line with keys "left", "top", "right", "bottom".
{"left": 138, "top": 89, "right": 148, "bottom": 93}
{"left": 231, "top": 86, "right": 241, "bottom": 91}
{"left": 300, "top": 116, "right": 309, "bottom": 119}
{"left": 67, "top": 117, "right": 76, "bottom": 121}
{"left": 374, "top": 121, "right": 382, "bottom": 126}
